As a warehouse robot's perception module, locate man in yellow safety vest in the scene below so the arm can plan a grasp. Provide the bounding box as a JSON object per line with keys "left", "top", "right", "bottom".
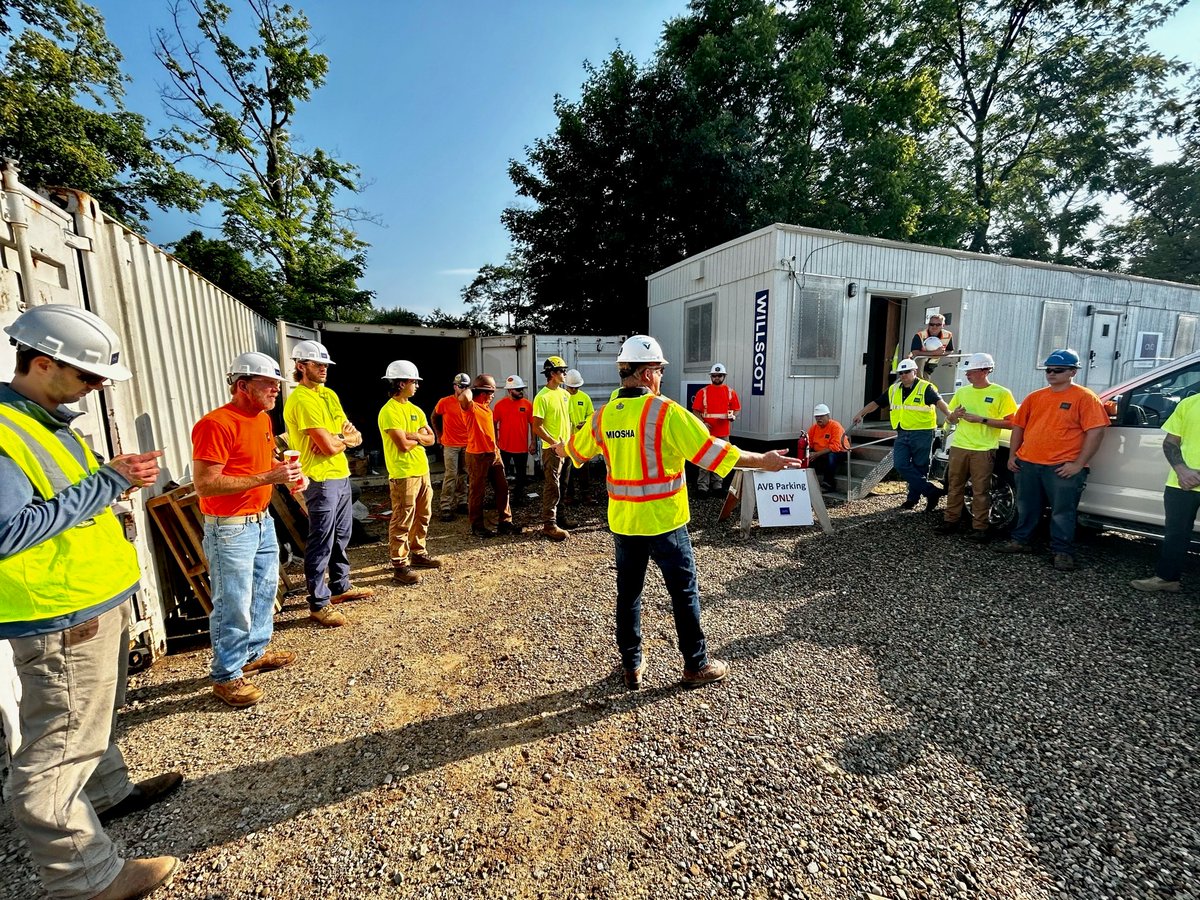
{"left": 558, "top": 335, "right": 801, "bottom": 690}
{"left": 1, "top": 305, "right": 180, "bottom": 899}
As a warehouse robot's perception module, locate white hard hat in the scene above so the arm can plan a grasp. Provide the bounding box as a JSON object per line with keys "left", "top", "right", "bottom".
{"left": 564, "top": 369, "right": 585, "bottom": 388}
{"left": 382, "top": 360, "right": 421, "bottom": 380}
{"left": 710, "top": 363, "right": 727, "bottom": 375}
{"left": 617, "top": 335, "right": 668, "bottom": 365}
{"left": 504, "top": 375, "right": 527, "bottom": 390}
{"left": 894, "top": 359, "right": 919, "bottom": 374}
{"left": 814, "top": 403, "right": 831, "bottom": 416}
{"left": 923, "top": 336, "right": 944, "bottom": 352}
{"left": 965, "top": 352, "right": 995, "bottom": 371}
{"left": 4, "top": 303, "right": 132, "bottom": 381}
{"left": 291, "top": 339, "right": 335, "bottom": 365}
{"left": 227, "top": 351, "right": 285, "bottom": 384}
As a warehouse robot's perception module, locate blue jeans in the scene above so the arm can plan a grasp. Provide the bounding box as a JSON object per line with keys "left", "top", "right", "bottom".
{"left": 893, "top": 428, "right": 935, "bottom": 502}
{"left": 613, "top": 525, "right": 707, "bottom": 673}
{"left": 1157, "top": 486, "right": 1200, "bottom": 581}
{"left": 203, "top": 515, "right": 279, "bottom": 683}
{"left": 812, "top": 451, "right": 844, "bottom": 485}
{"left": 1011, "top": 461, "right": 1088, "bottom": 554}
{"left": 304, "top": 477, "right": 353, "bottom": 611}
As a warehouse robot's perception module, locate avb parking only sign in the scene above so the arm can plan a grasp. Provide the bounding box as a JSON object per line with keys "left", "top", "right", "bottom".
{"left": 752, "top": 470, "right": 814, "bottom": 527}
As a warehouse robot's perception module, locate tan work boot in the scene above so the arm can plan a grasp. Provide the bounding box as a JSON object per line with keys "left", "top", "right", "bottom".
{"left": 309, "top": 606, "right": 347, "bottom": 628}
{"left": 410, "top": 554, "right": 443, "bottom": 569}
{"left": 1130, "top": 575, "right": 1181, "bottom": 592}
{"left": 392, "top": 565, "right": 422, "bottom": 585}
{"left": 541, "top": 523, "right": 569, "bottom": 542}
{"left": 681, "top": 658, "right": 730, "bottom": 689}
{"left": 330, "top": 585, "right": 375, "bottom": 604}
{"left": 243, "top": 649, "right": 296, "bottom": 674}
{"left": 89, "top": 856, "right": 179, "bottom": 900}
{"left": 213, "top": 678, "right": 263, "bottom": 708}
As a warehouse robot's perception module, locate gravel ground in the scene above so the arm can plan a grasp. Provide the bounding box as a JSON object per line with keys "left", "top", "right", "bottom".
{"left": 1, "top": 481, "right": 1197, "bottom": 900}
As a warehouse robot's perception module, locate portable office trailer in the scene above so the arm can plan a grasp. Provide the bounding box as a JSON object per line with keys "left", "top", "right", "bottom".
{"left": 647, "top": 223, "right": 1200, "bottom": 444}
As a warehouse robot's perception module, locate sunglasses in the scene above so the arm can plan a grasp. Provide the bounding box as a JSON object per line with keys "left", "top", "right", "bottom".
{"left": 1044, "top": 367, "right": 1075, "bottom": 374}
{"left": 57, "top": 361, "right": 106, "bottom": 386}
{"left": 474, "top": 387, "right": 496, "bottom": 394}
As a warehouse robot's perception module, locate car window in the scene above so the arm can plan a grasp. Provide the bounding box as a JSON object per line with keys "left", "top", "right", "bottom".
{"left": 1111, "top": 360, "right": 1200, "bottom": 427}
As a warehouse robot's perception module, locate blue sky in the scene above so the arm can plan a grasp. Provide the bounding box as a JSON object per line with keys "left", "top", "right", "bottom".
{"left": 97, "top": 0, "right": 1198, "bottom": 319}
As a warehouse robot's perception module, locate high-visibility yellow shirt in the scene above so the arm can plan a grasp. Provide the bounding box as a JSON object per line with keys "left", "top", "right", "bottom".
{"left": 888, "top": 379, "right": 938, "bottom": 431}
{"left": 0, "top": 404, "right": 139, "bottom": 624}
{"left": 567, "top": 389, "right": 594, "bottom": 430}
{"left": 284, "top": 383, "right": 351, "bottom": 481}
{"left": 533, "top": 385, "right": 571, "bottom": 443}
{"left": 947, "top": 383, "right": 1017, "bottom": 451}
{"left": 377, "top": 398, "right": 431, "bottom": 479}
{"left": 566, "top": 391, "right": 740, "bottom": 536}
{"left": 1164, "top": 394, "right": 1200, "bottom": 491}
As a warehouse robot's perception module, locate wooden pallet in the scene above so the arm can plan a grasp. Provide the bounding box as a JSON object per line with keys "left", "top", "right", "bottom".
{"left": 147, "top": 483, "right": 308, "bottom": 615}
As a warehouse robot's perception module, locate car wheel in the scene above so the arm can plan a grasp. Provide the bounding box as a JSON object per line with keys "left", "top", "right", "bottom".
{"left": 987, "top": 472, "right": 1017, "bottom": 532}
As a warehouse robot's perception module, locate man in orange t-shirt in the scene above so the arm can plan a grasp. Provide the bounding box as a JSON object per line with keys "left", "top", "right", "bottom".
{"left": 493, "top": 375, "right": 535, "bottom": 503}
{"left": 192, "top": 352, "right": 302, "bottom": 708}
{"left": 691, "top": 363, "right": 741, "bottom": 495}
{"left": 458, "top": 374, "right": 519, "bottom": 538}
{"left": 995, "top": 349, "right": 1109, "bottom": 571}
{"left": 432, "top": 373, "right": 472, "bottom": 521}
{"left": 806, "top": 404, "right": 849, "bottom": 492}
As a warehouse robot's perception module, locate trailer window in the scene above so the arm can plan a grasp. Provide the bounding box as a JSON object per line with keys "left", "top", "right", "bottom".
{"left": 685, "top": 297, "right": 714, "bottom": 366}
{"left": 1175, "top": 315, "right": 1197, "bottom": 357}
{"left": 1037, "top": 301, "right": 1072, "bottom": 367}
{"left": 790, "top": 276, "right": 842, "bottom": 378}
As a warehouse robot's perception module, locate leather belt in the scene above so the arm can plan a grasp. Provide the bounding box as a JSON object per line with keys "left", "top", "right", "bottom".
{"left": 204, "top": 511, "right": 269, "bottom": 525}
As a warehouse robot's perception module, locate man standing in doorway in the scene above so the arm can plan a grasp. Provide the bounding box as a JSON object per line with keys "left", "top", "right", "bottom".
{"left": 1, "top": 304, "right": 180, "bottom": 900}
{"left": 853, "top": 359, "right": 952, "bottom": 511}
{"left": 193, "top": 352, "right": 300, "bottom": 708}
{"left": 995, "top": 349, "right": 1109, "bottom": 571}
{"left": 532, "top": 356, "right": 572, "bottom": 541}
{"left": 283, "top": 340, "right": 374, "bottom": 627}
{"left": 493, "top": 375, "right": 535, "bottom": 505}
{"left": 934, "top": 353, "right": 1017, "bottom": 542}
{"left": 909, "top": 313, "right": 955, "bottom": 378}
{"left": 691, "top": 363, "right": 741, "bottom": 496}
{"left": 432, "top": 373, "right": 471, "bottom": 522}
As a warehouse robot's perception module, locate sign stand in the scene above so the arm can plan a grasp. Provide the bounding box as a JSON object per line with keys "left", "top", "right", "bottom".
{"left": 730, "top": 468, "right": 832, "bottom": 534}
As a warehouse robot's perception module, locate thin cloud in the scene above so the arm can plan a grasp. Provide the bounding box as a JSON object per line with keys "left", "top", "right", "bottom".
{"left": 438, "top": 268, "right": 479, "bottom": 276}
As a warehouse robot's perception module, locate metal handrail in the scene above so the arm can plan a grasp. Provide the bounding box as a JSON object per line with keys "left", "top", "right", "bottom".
{"left": 842, "top": 432, "right": 897, "bottom": 498}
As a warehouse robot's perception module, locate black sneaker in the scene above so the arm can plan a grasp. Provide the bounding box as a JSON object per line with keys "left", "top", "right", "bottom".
{"left": 933, "top": 519, "right": 959, "bottom": 535}
{"left": 966, "top": 529, "right": 990, "bottom": 544}
{"left": 496, "top": 521, "right": 523, "bottom": 536}
{"left": 899, "top": 498, "right": 919, "bottom": 511}
{"left": 924, "top": 488, "right": 946, "bottom": 512}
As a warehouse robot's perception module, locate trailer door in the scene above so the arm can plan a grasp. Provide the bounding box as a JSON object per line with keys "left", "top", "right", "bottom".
{"left": 904, "top": 289, "right": 963, "bottom": 396}
{"left": 1084, "top": 311, "right": 1121, "bottom": 391}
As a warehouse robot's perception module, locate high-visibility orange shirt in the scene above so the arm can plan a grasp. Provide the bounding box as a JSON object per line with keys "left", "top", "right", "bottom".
{"left": 493, "top": 396, "right": 533, "bottom": 453}
{"left": 691, "top": 384, "right": 741, "bottom": 438}
{"left": 192, "top": 403, "right": 275, "bottom": 516}
{"left": 465, "top": 398, "right": 498, "bottom": 454}
{"left": 807, "top": 419, "right": 848, "bottom": 454}
{"left": 434, "top": 394, "right": 470, "bottom": 448}
{"left": 1012, "top": 383, "right": 1108, "bottom": 465}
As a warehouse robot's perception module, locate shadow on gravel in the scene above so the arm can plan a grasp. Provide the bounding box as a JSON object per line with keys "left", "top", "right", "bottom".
{"left": 128, "top": 675, "right": 685, "bottom": 856}
{"left": 708, "top": 519, "right": 1197, "bottom": 896}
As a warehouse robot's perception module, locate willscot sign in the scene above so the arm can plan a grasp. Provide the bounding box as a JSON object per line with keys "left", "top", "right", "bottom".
{"left": 751, "top": 289, "right": 768, "bottom": 396}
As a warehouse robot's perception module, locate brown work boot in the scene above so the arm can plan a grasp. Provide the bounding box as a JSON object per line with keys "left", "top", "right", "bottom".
{"left": 243, "top": 649, "right": 296, "bottom": 674}
{"left": 392, "top": 565, "right": 422, "bottom": 585}
{"left": 541, "top": 523, "right": 568, "bottom": 542}
{"left": 497, "top": 521, "right": 523, "bottom": 536}
{"left": 623, "top": 660, "right": 647, "bottom": 690}
{"left": 330, "top": 586, "right": 375, "bottom": 604}
{"left": 410, "top": 554, "right": 443, "bottom": 569}
{"left": 309, "top": 606, "right": 347, "bottom": 628}
{"left": 89, "top": 856, "right": 179, "bottom": 900}
{"left": 212, "top": 678, "right": 263, "bottom": 708}
{"left": 681, "top": 658, "right": 730, "bottom": 689}
{"left": 97, "top": 773, "right": 184, "bottom": 823}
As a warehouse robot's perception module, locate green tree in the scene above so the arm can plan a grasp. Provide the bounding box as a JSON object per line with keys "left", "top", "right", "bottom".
{"left": 0, "top": 0, "right": 202, "bottom": 224}
{"left": 155, "top": 0, "right": 372, "bottom": 324}
{"left": 169, "top": 229, "right": 282, "bottom": 316}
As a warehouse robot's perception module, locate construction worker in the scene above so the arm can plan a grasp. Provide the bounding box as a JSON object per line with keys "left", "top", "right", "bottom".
{"left": 431, "top": 373, "right": 471, "bottom": 522}
{"left": 459, "top": 374, "right": 521, "bottom": 538}
{"left": 908, "top": 313, "right": 955, "bottom": 377}
{"left": 852, "top": 358, "right": 952, "bottom": 511}
{"left": 559, "top": 335, "right": 801, "bottom": 690}
{"left": 995, "top": 349, "right": 1108, "bottom": 571}
{"left": 1, "top": 305, "right": 180, "bottom": 899}
{"left": 562, "top": 368, "right": 595, "bottom": 505}
{"left": 532, "top": 355, "right": 572, "bottom": 540}
{"left": 935, "top": 353, "right": 1017, "bottom": 542}
{"left": 691, "top": 363, "right": 741, "bottom": 496}
{"left": 193, "top": 352, "right": 300, "bottom": 709}
{"left": 378, "top": 360, "right": 441, "bottom": 586}
{"left": 806, "top": 403, "right": 850, "bottom": 493}
{"left": 1131, "top": 391, "right": 1200, "bottom": 592}
{"left": 283, "top": 340, "right": 374, "bottom": 627}
{"left": 493, "top": 375, "right": 535, "bottom": 504}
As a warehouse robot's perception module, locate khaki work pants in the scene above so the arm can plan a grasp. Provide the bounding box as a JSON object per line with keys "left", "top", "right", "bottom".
{"left": 541, "top": 447, "right": 565, "bottom": 525}
{"left": 7, "top": 600, "right": 135, "bottom": 899}
{"left": 440, "top": 444, "right": 469, "bottom": 513}
{"left": 943, "top": 446, "right": 995, "bottom": 530}
{"left": 388, "top": 473, "right": 433, "bottom": 565}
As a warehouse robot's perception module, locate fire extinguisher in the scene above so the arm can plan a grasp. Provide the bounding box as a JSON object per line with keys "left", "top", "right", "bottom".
{"left": 795, "top": 432, "right": 809, "bottom": 468}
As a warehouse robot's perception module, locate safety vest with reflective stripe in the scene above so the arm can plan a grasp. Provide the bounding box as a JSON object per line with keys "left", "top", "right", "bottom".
{"left": 0, "top": 404, "right": 140, "bottom": 624}
{"left": 888, "top": 379, "right": 937, "bottom": 431}
{"left": 565, "top": 392, "right": 740, "bottom": 536}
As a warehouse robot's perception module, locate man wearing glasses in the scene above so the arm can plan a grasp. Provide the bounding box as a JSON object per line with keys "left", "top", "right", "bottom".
{"left": 909, "top": 314, "right": 955, "bottom": 377}
{"left": 995, "top": 349, "right": 1108, "bottom": 571}
{"left": 283, "top": 340, "right": 374, "bottom": 628}
{"left": 458, "top": 374, "right": 521, "bottom": 538}
{"left": 1, "top": 305, "right": 179, "bottom": 900}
